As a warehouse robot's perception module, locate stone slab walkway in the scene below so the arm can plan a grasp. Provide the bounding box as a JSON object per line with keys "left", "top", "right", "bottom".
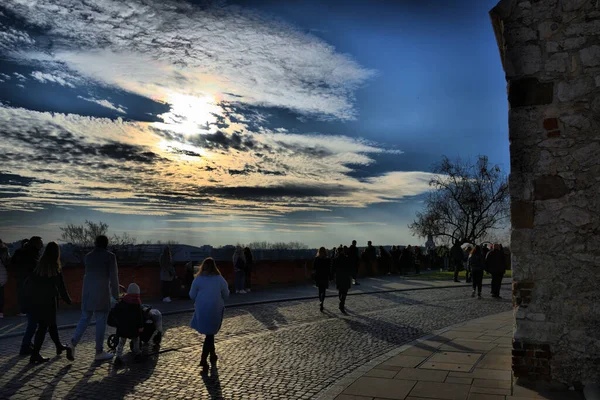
{"left": 320, "top": 311, "right": 584, "bottom": 400}
{"left": 0, "top": 273, "right": 499, "bottom": 339}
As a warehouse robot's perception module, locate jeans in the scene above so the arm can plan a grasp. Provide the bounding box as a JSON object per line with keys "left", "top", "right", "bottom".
{"left": 235, "top": 270, "right": 245, "bottom": 292}
{"left": 161, "top": 280, "right": 172, "bottom": 299}
{"left": 202, "top": 334, "right": 215, "bottom": 358}
{"left": 491, "top": 273, "right": 504, "bottom": 296}
{"left": 20, "top": 313, "right": 37, "bottom": 352}
{"left": 71, "top": 310, "right": 108, "bottom": 353}
{"left": 116, "top": 337, "right": 140, "bottom": 357}
{"left": 338, "top": 289, "right": 348, "bottom": 310}
{"left": 472, "top": 270, "right": 484, "bottom": 294}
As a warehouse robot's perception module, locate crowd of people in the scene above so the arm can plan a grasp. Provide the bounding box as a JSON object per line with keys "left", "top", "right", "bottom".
{"left": 0, "top": 235, "right": 507, "bottom": 374}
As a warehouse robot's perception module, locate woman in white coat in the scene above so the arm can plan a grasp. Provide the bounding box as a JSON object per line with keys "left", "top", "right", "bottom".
{"left": 189, "top": 257, "right": 229, "bottom": 374}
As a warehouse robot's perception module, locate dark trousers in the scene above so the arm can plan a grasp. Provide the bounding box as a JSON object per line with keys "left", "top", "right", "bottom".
{"left": 318, "top": 285, "right": 327, "bottom": 303}
{"left": 472, "top": 270, "right": 484, "bottom": 294}
{"left": 415, "top": 263, "right": 420, "bottom": 275}
{"left": 245, "top": 269, "right": 252, "bottom": 290}
{"left": 33, "top": 321, "right": 61, "bottom": 354}
{"left": 491, "top": 273, "right": 503, "bottom": 296}
{"left": 161, "top": 280, "right": 171, "bottom": 299}
{"left": 0, "top": 285, "right": 4, "bottom": 313}
{"left": 351, "top": 263, "right": 359, "bottom": 281}
{"left": 202, "top": 334, "right": 215, "bottom": 358}
{"left": 17, "top": 280, "right": 28, "bottom": 314}
{"left": 338, "top": 289, "right": 348, "bottom": 309}
{"left": 453, "top": 263, "right": 461, "bottom": 281}
{"left": 21, "top": 313, "right": 37, "bottom": 352}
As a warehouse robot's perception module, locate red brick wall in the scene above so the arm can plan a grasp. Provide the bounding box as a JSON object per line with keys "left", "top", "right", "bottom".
{"left": 512, "top": 340, "right": 552, "bottom": 380}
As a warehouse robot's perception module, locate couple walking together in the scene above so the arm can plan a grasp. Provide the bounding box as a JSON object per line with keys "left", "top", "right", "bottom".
{"left": 313, "top": 246, "right": 353, "bottom": 314}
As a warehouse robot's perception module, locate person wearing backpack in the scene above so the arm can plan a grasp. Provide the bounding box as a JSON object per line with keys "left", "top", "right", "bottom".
{"left": 0, "top": 239, "right": 10, "bottom": 318}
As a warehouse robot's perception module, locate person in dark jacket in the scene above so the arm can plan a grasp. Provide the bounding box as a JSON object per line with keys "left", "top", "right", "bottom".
{"left": 450, "top": 241, "right": 464, "bottom": 283}
{"left": 378, "top": 246, "right": 391, "bottom": 275}
{"left": 114, "top": 283, "right": 144, "bottom": 365}
{"left": 486, "top": 244, "right": 506, "bottom": 298}
{"left": 313, "top": 247, "right": 331, "bottom": 312}
{"left": 468, "top": 245, "right": 485, "bottom": 299}
{"left": 244, "top": 247, "right": 254, "bottom": 293}
{"left": 364, "top": 241, "right": 376, "bottom": 276}
{"left": 348, "top": 240, "right": 360, "bottom": 285}
{"left": 27, "top": 242, "right": 73, "bottom": 364}
{"left": 332, "top": 247, "right": 352, "bottom": 314}
{"left": 413, "top": 247, "right": 422, "bottom": 275}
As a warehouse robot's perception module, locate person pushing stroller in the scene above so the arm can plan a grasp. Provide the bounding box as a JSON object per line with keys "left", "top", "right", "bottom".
{"left": 112, "top": 283, "right": 144, "bottom": 364}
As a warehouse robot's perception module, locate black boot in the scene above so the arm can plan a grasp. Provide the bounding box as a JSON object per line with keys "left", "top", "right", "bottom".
{"left": 209, "top": 352, "right": 218, "bottom": 367}
{"left": 30, "top": 352, "right": 50, "bottom": 364}
{"left": 319, "top": 302, "right": 324, "bottom": 312}
{"left": 56, "top": 343, "right": 68, "bottom": 356}
{"left": 200, "top": 352, "right": 209, "bottom": 374}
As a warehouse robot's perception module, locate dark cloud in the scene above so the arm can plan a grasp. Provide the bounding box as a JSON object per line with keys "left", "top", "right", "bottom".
{"left": 201, "top": 184, "right": 350, "bottom": 199}
{"left": 0, "top": 172, "right": 51, "bottom": 186}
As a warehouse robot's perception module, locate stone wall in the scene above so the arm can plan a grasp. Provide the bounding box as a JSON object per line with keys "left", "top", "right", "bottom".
{"left": 491, "top": 0, "right": 600, "bottom": 386}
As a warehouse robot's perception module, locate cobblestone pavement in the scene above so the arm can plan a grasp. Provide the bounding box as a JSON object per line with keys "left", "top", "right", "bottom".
{"left": 0, "top": 286, "right": 512, "bottom": 400}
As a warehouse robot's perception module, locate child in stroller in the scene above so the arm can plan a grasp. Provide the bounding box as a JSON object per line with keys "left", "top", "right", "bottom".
{"left": 107, "top": 284, "right": 164, "bottom": 361}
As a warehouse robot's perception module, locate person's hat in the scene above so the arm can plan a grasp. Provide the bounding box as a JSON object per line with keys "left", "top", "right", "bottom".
{"left": 127, "top": 283, "right": 140, "bottom": 295}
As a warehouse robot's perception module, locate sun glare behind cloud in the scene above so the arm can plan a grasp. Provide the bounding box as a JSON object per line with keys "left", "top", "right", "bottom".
{"left": 154, "top": 92, "right": 222, "bottom": 135}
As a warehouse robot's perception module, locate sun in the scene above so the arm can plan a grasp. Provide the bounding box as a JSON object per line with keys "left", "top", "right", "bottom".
{"left": 154, "top": 92, "right": 222, "bottom": 135}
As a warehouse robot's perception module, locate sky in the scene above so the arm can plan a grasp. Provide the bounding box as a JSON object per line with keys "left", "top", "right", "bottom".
{"left": 0, "top": 0, "right": 508, "bottom": 247}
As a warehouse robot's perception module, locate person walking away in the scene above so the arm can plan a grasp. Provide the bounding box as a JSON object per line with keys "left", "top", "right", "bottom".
{"left": 15, "top": 237, "right": 44, "bottom": 355}
{"left": 464, "top": 246, "right": 472, "bottom": 283}
{"left": 160, "top": 247, "right": 175, "bottom": 303}
{"left": 233, "top": 247, "right": 246, "bottom": 294}
{"left": 378, "top": 246, "right": 391, "bottom": 275}
{"left": 482, "top": 244, "right": 490, "bottom": 260}
{"left": 332, "top": 247, "right": 352, "bottom": 314}
{"left": 413, "top": 247, "right": 421, "bottom": 275}
{"left": 27, "top": 242, "right": 73, "bottom": 363}
{"left": 450, "top": 241, "right": 463, "bottom": 282}
{"left": 243, "top": 247, "right": 254, "bottom": 293}
{"left": 68, "top": 235, "right": 119, "bottom": 362}
{"left": 486, "top": 244, "right": 506, "bottom": 298}
{"left": 468, "top": 245, "right": 485, "bottom": 299}
{"left": 11, "top": 237, "right": 43, "bottom": 317}
{"left": 348, "top": 240, "right": 360, "bottom": 285}
{"left": 0, "top": 239, "right": 10, "bottom": 318}
{"left": 365, "top": 241, "right": 377, "bottom": 276}
{"left": 113, "top": 283, "right": 144, "bottom": 365}
{"left": 313, "top": 247, "right": 331, "bottom": 312}
{"left": 189, "top": 257, "right": 229, "bottom": 375}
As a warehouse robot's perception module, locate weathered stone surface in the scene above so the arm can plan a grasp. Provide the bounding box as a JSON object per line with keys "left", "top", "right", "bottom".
{"left": 580, "top": 45, "right": 600, "bottom": 67}
{"left": 506, "top": 26, "right": 538, "bottom": 42}
{"left": 561, "top": 0, "right": 589, "bottom": 11}
{"left": 565, "top": 19, "right": 600, "bottom": 36}
{"left": 533, "top": 175, "right": 569, "bottom": 200}
{"left": 545, "top": 52, "right": 569, "bottom": 73}
{"left": 538, "top": 21, "right": 560, "bottom": 39}
{"left": 557, "top": 78, "right": 594, "bottom": 102}
{"left": 507, "top": 45, "right": 542, "bottom": 75}
{"left": 562, "top": 37, "right": 586, "bottom": 50}
{"left": 511, "top": 201, "right": 535, "bottom": 229}
{"left": 543, "top": 118, "right": 559, "bottom": 130}
{"left": 508, "top": 78, "right": 553, "bottom": 107}
{"left": 560, "top": 206, "right": 592, "bottom": 226}
{"left": 560, "top": 115, "right": 591, "bottom": 130}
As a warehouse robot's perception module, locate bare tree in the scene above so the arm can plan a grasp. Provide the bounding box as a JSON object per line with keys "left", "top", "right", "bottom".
{"left": 60, "top": 220, "right": 109, "bottom": 248}
{"left": 244, "top": 241, "right": 309, "bottom": 250}
{"left": 409, "top": 155, "right": 509, "bottom": 246}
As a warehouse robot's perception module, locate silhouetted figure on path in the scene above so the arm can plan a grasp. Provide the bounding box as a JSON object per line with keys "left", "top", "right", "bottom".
{"left": 244, "top": 247, "right": 254, "bottom": 293}
{"left": 332, "top": 246, "right": 352, "bottom": 314}
{"left": 464, "top": 246, "right": 472, "bottom": 283}
{"left": 189, "top": 258, "right": 229, "bottom": 375}
{"left": 0, "top": 239, "right": 10, "bottom": 319}
{"left": 468, "top": 245, "right": 485, "bottom": 299}
{"left": 348, "top": 240, "right": 360, "bottom": 285}
{"left": 16, "top": 236, "right": 44, "bottom": 355}
{"left": 313, "top": 247, "right": 331, "bottom": 312}
{"left": 378, "top": 246, "right": 391, "bottom": 275}
{"left": 233, "top": 246, "right": 246, "bottom": 294}
{"left": 399, "top": 245, "right": 413, "bottom": 275}
{"left": 28, "top": 242, "right": 73, "bottom": 364}
{"left": 486, "top": 244, "right": 506, "bottom": 298}
{"left": 160, "top": 247, "right": 175, "bottom": 303}
{"left": 413, "top": 246, "right": 422, "bottom": 275}
{"left": 68, "top": 235, "right": 120, "bottom": 362}
{"left": 113, "top": 283, "right": 144, "bottom": 365}
{"left": 450, "top": 241, "right": 464, "bottom": 282}
{"left": 364, "top": 241, "right": 377, "bottom": 276}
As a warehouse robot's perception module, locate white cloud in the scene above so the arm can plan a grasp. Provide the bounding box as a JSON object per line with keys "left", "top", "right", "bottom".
{"left": 13, "top": 72, "right": 26, "bottom": 81}
{"left": 77, "top": 95, "right": 126, "bottom": 114}
{"left": 30, "top": 71, "right": 77, "bottom": 88}
{"left": 5, "top": 0, "right": 374, "bottom": 120}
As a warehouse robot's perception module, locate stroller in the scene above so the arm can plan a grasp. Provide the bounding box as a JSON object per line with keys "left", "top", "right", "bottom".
{"left": 107, "top": 285, "right": 164, "bottom": 352}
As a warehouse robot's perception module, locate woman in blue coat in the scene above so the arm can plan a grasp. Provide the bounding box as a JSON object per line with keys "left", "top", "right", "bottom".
{"left": 189, "top": 257, "right": 229, "bottom": 374}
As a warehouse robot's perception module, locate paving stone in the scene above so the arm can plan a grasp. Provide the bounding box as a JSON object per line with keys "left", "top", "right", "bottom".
{"left": 467, "top": 394, "right": 506, "bottom": 400}
{"left": 472, "top": 379, "right": 511, "bottom": 389}
{"left": 429, "top": 352, "right": 482, "bottom": 365}
{"left": 408, "top": 381, "right": 471, "bottom": 400}
{"left": 365, "top": 368, "right": 398, "bottom": 378}
{"left": 335, "top": 395, "right": 373, "bottom": 400}
{"left": 400, "top": 347, "right": 435, "bottom": 357}
{"left": 470, "top": 386, "right": 511, "bottom": 395}
{"left": 439, "top": 340, "right": 498, "bottom": 353}
{"left": 343, "top": 377, "right": 417, "bottom": 399}
{"left": 420, "top": 362, "right": 474, "bottom": 372}
{"left": 448, "top": 369, "right": 512, "bottom": 381}
{"left": 380, "top": 355, "right": 427, "bottom": 368}
{"left": 394, "top": 368, "right": 448, "bottom": 382}
{"left": 476, "top": 355, "right": 511, "bottom": 370}
{"left": 445, "top": 377, "right": 473, "bottom": 385}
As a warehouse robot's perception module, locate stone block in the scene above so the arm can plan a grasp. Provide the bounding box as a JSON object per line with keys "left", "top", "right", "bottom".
{"left": 557, "top": 78, "right": 594, "bottom": 102}
{"left": 364, "top": 368, "right": 397, "bottom": 378}
{"left": 343, "top": 377, "right": 416, "bottom": 399}
{"left": 508, "top": 78, "right": 553, "bottom": 107}
{"left": 394, "top": 368, "right": 448, "bottom": 382}
{"left": 511, "top": 201, "right": 534, "bottom": 229}
{"left": 538, "top": 21, "right": 560, "bottom": 39}
{"left": 560, "top": 206, "right": 592, "bottom": 226}
{"left": 506, "top": 27, "right": 538, "bottom": 43}
{"left": 546, "top": 41, "right": 560, "bottom": 52}
{"left": 381, "top": 355, "right": 427, "bottom": 368}
{"left": 561, "top": 0, "right": 589, "bottom": 11}
{"left": 580, "top": 45, "right": 600, "bottom": 67}
{"left": 565, "top": 19, "right": 600, "bottom": 36}
{"left": 533, "top": 175, "right": 568, "bottom": 200}
{"left": 562, "top": 37, "right": 586, "bottom": 50}
{"left": 408, "top": 381, "right": 471, "bottom": 400}
{"left": 506, "top": 45, "right": 542, "bottom": 75}
{"left": 545, "top": 52, "right": 569, "bottom": 73}
{"left": 543, "top": 118, "right": 559, "bottom": 130}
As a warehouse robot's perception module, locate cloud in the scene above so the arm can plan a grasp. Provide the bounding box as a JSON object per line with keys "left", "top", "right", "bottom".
{"left": 12, "top": 72, "right": 26, "bottom": 81}
{"left": 77, "top": 96, "right": 127, "bottom": 114}
{"left": 4, "top": 0, "right": 374, "bottom": 120}
{"left": 31, "top": 71, "right": 77, "bottom": 88}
